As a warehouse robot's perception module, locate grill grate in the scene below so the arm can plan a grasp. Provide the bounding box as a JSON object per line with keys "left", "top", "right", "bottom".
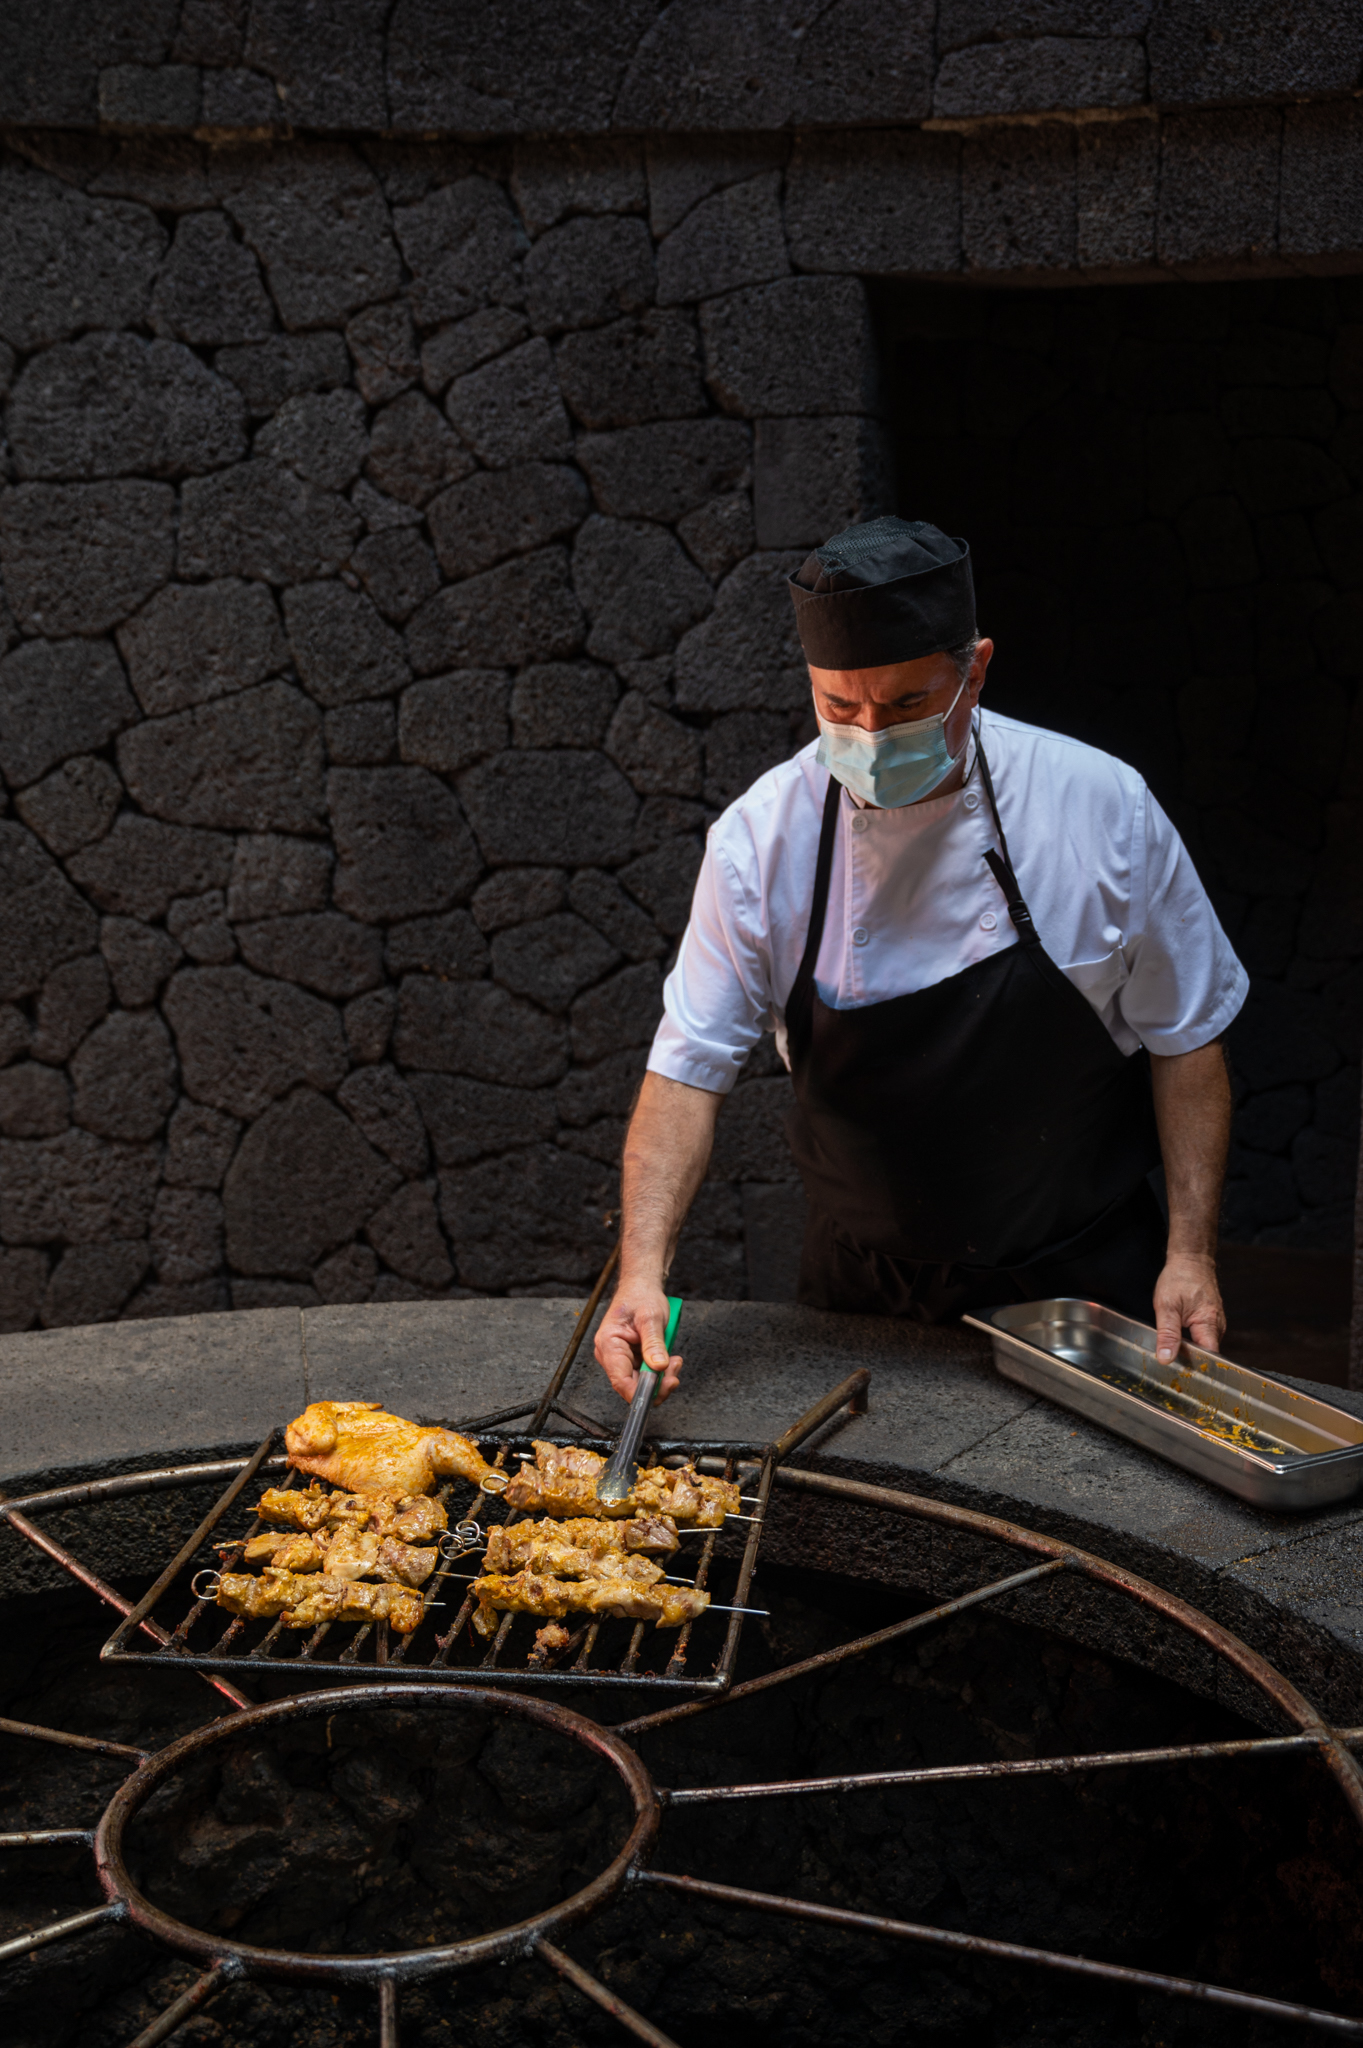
{"left": 98, "top": 1381, "right": 866, "bottom": 1693}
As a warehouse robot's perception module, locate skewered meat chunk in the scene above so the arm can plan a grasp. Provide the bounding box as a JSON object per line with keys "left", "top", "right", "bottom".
{"left": 285, "top": 1400, "right": 493, "bottom": 1496}
{"left": 323, "top": 1492, "right": 448, "bottom": 1540}
{"left": 215, "top": 1567, "right": 422, "bottom": 1633}
{"left": 239, "top": 1522, "right": 435, "bottom": 1586}
{"left": 241, "top": 1530, "right": 325, "bottom": 1572}
{"left": 482, "top": 1523, "right": 665, "bottom": 1583}
{"left": 376, "top": 1536, "right": 438, "bottom": 1588}
{"left": 503, "top": 1442, "right": 606, "bottom": 1514}
{"left": 320, "top": 1523, "right": 383, "bottom": 1581}
{"left": 217, "top": 1567, "right": 318, "bottom": 1619}
{"left": 388, "top": 1497, "right": 448, "bottom": 1543}
{"left": 254, "top": 1486, "right": 448, "bottom": 1539}
{"left": 256, "top": 1484, "right": 333, "bottom": 1531}
{"left": 635, "top": 1464, "right": 736, "bottom": 1527}
{"left": 551, "top": 1514, "right": 679, "bottom": 1556}
{"left": 279, "top": 1578, "right": 423, "bottom": 1634}
{"left": 472, "top": 1569, "right": 709, "bottom": 1636}
{"left": 503, "top": 1441, "right": 739, "bottom": 1524}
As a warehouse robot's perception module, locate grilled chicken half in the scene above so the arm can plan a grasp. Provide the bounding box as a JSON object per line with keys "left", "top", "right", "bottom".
{"left": 504, "top": 1441, "right": 739, "bottom": 1525}
{"left": 284, "top": 1401, "right": 493, "bottom": 1496}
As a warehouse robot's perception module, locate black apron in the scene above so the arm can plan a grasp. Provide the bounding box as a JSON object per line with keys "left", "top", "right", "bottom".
{"left": 786, "top": 734, "right": 1163, "bottom": 1324}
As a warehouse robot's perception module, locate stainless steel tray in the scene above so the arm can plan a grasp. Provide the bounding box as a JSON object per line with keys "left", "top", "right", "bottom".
{"left": 963, "top": 1299, "right": 1363, "bottom": 1511}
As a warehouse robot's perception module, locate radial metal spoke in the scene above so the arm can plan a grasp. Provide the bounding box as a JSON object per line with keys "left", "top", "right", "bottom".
{"left": 0, "top": 1828, "right": 93, "bottom": 1848}
{"left": 538, "top": 1938, "right": 682, "bottom": 2047}
{"left": 527, "top": 1240, "right": 620, "bottom": 1434}
{"left": 635, "top": 1872, "right": 1363, "bottom": 2037}
{"left": 0, "top": 1715, "right": 148, "bottom": 1764}
{"left": 769, "top": 1466, "right": 1363, "bottom": 1832}
{"left": 126, "top": 1958, "right": 239, "bottom": 2048}
{"left": 614, "top": 1556, "right": 1070, "bottom": 1736}
{"left": 0, "top": 1901, "right": 123, "bottom": 1964}
{"left": 0, "top": 1503, "right": 250, "bottom": 1714}
{"left": 379, "top": 1975, "right": 398, "bottom": 2047}
{"left": 664, "top": 1728, "right": 1363, "bottom": 1804}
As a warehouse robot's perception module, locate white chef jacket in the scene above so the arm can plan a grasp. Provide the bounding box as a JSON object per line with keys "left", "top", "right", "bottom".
{"left": 648, "top": 710, "right": 1248, "bottom": 1096}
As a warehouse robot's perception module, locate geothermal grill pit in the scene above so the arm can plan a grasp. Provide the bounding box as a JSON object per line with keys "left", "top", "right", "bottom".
{"left": 2, "top": 1302, "right": 1363, "bottom": 2048}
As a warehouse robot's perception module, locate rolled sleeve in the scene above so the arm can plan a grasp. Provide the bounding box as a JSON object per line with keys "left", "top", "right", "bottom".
{"left": 1118, "top": 788, "right": 1249, "bottom": 1056}
{"left": 647, "top": 837, "right": 773, "bottom": 1096}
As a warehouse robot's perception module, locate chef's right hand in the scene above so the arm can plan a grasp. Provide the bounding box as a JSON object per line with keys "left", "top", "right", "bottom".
{"left": 595, "top": 1278, "right": 684, "bottom": 1403}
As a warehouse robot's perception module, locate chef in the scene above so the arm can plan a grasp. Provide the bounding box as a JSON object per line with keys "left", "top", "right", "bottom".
{"left": 595, "top": 517, "right": 1247, "bottom": 1400}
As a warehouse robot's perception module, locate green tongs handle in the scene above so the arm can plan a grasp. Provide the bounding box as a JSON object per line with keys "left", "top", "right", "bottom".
{"left": 596, "top": 1296, "right": 683, "bottom": 1500}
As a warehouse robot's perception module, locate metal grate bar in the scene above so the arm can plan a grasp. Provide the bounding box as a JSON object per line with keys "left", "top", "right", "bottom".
{"left": 0, "top": 1716, "right": 147, "bottom": 1764}
{"left": 102, "top": 1431, "right": 280, "bottom": 1654}
{"left": 537, "top": 1938, "right": 682, "bottom": 2047}
{"left": 2, "top": 1500, "right": 251, "bottom": 1714}
{"left": 379, "top": 1975, "right": 398, "bottom": 2048}
{"left": 128, "top": 1959, "right": 239, "bottom": 2048}
{"left": 0, "top": 1902, "right": 123, "bottom": 1964}
{"left": 615, "top": 1557, "right": 1069, "bottom": 1737}
{"left": 634, "top": 1871, "right": 1363, "bottom": 2038}
{"left": 573, "top": 1622, "right": 601, "bottom": 1673}
{"left": 0, "top": 1828, "right": 93, "bottom": 1848}
{"left": 527, "top": 1242, "right": 620, "bottom": 1434}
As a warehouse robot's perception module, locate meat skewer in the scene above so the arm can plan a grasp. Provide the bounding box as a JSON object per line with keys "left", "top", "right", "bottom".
{"left": 240, "top": 1524, "right": 438, "bottom": 1586}
{"left": 503, "top": 1441, "right": 739, "bottom": 1524}
{"left": 482, "top": 1527, "right": 666, "bottom": 1584}
{"left": 213, "top": 1568, "right": 424, "bottom": 1634}
{"left": 478, "top": 1516, "right": 678, "bottom": 1574}
{"left": 472, "top": 1568, "right": 711, "bottom": 1635}
{"left": 254, "top": 1485, "right": 448, "bottom": 1543}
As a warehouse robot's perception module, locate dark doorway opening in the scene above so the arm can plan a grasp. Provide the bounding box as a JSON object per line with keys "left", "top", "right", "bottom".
{"left": 874, "top": 276, "right": 1362, "bottom": 1380}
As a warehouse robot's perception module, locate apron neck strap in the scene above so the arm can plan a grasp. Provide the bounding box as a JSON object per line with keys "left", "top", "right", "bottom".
{"left": 975, "top": 724, "right": 1039, "bottom": 947}
{"left": 792, "top": 771, "right": 842, "bottom": 1003}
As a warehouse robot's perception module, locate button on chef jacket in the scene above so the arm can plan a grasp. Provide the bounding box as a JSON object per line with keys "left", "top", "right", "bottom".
{"left": 648, "top": 710, "right": 1248, "bottom": 1095}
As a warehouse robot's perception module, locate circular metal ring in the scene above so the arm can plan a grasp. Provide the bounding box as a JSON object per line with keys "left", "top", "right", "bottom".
{"left": 94, "top": 1682, "right": 660, "bottom": 1985}
{"left": 478, "top": 1472, "right": 509, "bottom": 1495}
{"left": 190, "top": 1570, "right": 221, "bottom": 1600}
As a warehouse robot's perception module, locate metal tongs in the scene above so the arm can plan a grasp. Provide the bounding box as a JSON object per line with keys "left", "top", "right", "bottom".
{"left": 595, "top": 1295, "right": 683, "bottom": 1504}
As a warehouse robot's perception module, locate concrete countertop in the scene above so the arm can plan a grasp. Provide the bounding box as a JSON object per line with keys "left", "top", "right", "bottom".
{"left": 3, "top": 1299, "right": 1362, "bottom": 1725}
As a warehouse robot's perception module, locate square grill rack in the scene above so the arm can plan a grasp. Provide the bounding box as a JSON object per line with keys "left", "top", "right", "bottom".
{"left": 99, "top": 1364, "right": 869, "bottom": 1696}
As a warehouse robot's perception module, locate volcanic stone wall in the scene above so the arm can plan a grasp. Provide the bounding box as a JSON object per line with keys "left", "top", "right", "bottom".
{"left": 879, "top": 275, "right": 1363, "bottom": 1256}
{"left": 0, "top": 131, "right": 883, "bottom": 1330}
{"left": 0, "top": 0, "right": 1361, "bottom": 1328}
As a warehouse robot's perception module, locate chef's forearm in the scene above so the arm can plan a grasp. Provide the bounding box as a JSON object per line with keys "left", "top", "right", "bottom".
{"left": 619, "top": 1071, "right": 723, "bottom": 1284}
{"left": 1149, "top": 1038, "right": 1232, "bottom": 1258}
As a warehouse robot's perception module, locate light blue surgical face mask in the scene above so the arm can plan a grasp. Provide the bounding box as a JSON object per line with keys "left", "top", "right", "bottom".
{"left": 815, "top": 677, "right": 967, "bottom": 808}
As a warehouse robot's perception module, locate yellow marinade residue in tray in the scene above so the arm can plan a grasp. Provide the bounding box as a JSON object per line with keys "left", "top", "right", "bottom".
{"left": 1088, "top": 1364, "right": 1296, "bottom": 1459}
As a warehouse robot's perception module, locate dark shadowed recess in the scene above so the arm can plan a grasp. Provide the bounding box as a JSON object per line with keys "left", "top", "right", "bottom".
{"left": 2, "top": 1563, "right": 1361, "bottom": 2046}
{"left": 875, "top": 275, "right": 1362, "bottom": 1325}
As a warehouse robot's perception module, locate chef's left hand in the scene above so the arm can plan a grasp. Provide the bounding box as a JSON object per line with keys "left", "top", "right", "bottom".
{"left": 1153, "top": 1252, "right": 1224, "bottom": 1363}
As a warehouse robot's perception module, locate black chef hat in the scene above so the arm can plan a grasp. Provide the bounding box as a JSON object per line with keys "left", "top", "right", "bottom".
{"left": 788, "top": 516, "right": 976, "bottom": 670}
